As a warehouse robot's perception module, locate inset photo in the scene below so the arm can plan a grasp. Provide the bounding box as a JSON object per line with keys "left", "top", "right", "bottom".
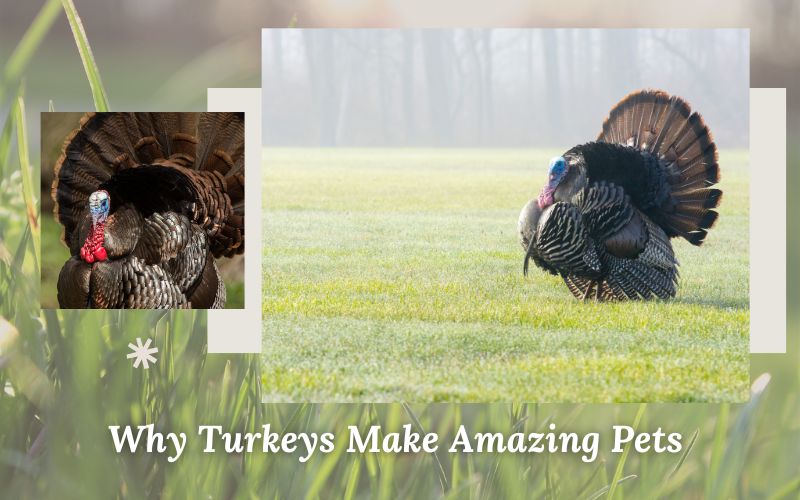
{"left": 41, "top": 112, "right": 245, "bottom": 309}
{"left": 262, "top": 28, "right": 750, "bottom": 402}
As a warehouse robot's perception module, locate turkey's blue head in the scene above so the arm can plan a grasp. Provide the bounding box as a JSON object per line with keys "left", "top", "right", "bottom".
{"left": 537, "top": 156, "right": 567, "bottom": 209}
{"left": 88, "top": 190, "right": 110, "bottom": 224}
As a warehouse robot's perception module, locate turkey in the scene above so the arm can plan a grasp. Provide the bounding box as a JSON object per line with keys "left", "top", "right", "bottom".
{"left": 518, "top": 90, "right": 721, "bottom": 300}
{"left": 52, "top": 112, "right": 245, "bottom": 308}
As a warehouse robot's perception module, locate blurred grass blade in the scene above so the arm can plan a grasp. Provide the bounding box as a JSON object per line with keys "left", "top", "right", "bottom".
{"left": 11, "top": 224, "right": 30, "bottom": 278}
{"left": 451, "top": 405, "right": 462, "bottom": 494}
{"left": 705, "top": 402, "right": 729, "bottom": 497}
{"left": 379, "top": 405, "right": 401, "bottom": 499}
{"left": 304, "top": 427, "right": 352, "bottom": 500}
{"left": 1, "top": 0, "right": 62, "bottom": 100}
{"left": 668, "top": 428, "right": 699, "bottom": 478}
{"left": 343, "top": 456, "right": 362, "bottom": 500}
{"left": 576, "top": 462, "right": 605, "bottom": 497}
{"left": 12, "top": 95, "right": 40, "bottom": 262}
{"left": 402, "top": 402, "right": 449, "bottom": 493}
{"left": 710, "top": 373, "right": 771, "bottom": 500}
{"left": 589, "top": 474, "right": 637, "bottom": 500}
{"left": 61, "top": 0, "right": 110, "bottom": 111}
{"left": 768, "top": 476, "right": 800, "bottom": 500}
{"left": 280, "top": 403, "right": 308, "bottom": 434}
{"left": 0, "top": 106, "right": 14, "bottom": 176}
{"left": 0, "top": 317, "right": 53, "bottom": 409}
{"left": 606, "top": 403, "right": 646, "bottom": 499}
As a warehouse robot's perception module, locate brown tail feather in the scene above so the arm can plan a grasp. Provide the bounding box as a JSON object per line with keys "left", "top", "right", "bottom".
{"left": 196, "top": 113, "right": 245, "bottom": 174}
{"left": 598, "top": 89, "right": 721, "bottom": 246}
{"left": 673, "top": 188, "right": 722, "bottom": 209}
{"left": 52, "top": 112, "right": 245, "bottom": 254}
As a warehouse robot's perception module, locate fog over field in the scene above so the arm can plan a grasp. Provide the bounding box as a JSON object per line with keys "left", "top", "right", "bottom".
{"left": 262, "top": 29, "right": 749, "bottom": 149}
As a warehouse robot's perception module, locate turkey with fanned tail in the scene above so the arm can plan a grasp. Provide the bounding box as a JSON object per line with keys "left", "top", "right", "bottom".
{"left": 52, "top": 112, "right": 245, "bottom": 308}
{"left": 518, "top": 90, "right": 721, "bottom": 300}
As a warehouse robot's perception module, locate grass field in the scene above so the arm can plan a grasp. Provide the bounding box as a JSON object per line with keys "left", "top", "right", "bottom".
{"left": 262, "top": 148, "right": 749, "bottom": 402}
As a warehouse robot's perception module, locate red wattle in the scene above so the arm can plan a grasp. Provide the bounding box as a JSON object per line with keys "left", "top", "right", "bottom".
{"left": 93, "top": 246, "right": 107, "bottom": 261}
{"left": 80, "top": 221, "right": 107, "bottom": 263}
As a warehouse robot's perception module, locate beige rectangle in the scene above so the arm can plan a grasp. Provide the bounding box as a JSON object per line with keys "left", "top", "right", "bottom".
{"left": 207, "top": 88, "right": 263, "bottom": 353}
{"left": 750, "top": 88, "right": 786, "bottom": 353}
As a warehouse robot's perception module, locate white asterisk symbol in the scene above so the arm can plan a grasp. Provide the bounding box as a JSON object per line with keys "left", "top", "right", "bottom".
{"left": 127, "top": 337, "right": 158, "bottom": 369}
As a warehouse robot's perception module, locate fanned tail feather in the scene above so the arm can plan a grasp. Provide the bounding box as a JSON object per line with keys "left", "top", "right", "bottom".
{"left": 52, "top": 112, "right": 245, "bottom": 255}
{"left": 598, "top": 89, "right": 721, "bottom": 246}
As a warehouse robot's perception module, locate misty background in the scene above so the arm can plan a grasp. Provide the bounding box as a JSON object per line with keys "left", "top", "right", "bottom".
{"left": 262, "top": 29, "right": 749, "bottom": 148}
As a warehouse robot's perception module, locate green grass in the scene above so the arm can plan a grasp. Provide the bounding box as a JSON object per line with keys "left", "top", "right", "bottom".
{"left": 60, "top": 0, "right": 109, "bottom": 111}
{"left": 262, "top": 148, "right": 749, "bottom": 402}
{"left": 0, "top": 0, "right": 61, "bottom": 103}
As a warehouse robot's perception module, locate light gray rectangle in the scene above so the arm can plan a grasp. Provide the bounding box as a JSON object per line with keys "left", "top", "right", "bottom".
{"left": 207, "top": 88, "right": 263, "bottom": 353}
{"left": 750, "top": 88, "right": 786, "bottom": 353}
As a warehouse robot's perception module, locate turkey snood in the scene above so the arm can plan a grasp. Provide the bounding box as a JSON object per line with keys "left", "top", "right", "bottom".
{"left": 80, "top": 190, "right": 110, "bottom": 263}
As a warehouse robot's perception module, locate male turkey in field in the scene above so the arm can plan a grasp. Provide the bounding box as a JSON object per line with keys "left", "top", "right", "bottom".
{"left": 518, "top": 90, "right": 721, "bottom": 300}
{"left": 52, "top": 112, "right": 245, "bottom": 308}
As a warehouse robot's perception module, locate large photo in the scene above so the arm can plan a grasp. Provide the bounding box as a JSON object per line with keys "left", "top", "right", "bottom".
{"left": 262, "top": 28, "right": 750, "bottom": 402}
